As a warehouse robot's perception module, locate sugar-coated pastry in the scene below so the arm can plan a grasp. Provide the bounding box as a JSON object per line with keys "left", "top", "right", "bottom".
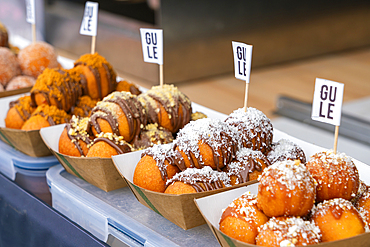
{"left": 59, "top": 116, "right": 92, "bottom": 157}
{"left": 164, "top": 166, "right": 230, "bottom": 194}
{"left": 133, "top": 123, "right": 173, "bottom": 150}
{"left": 133, "top": 144, "right": 180, "bottom": 192}
{"left": 31, "top": 68, "right": 84, "bottom": 112}
{"left": 225, "top": 107, "right": 273, "bottom": 153}
{"left": 0, "top": 22, "right": 9, "bottom": 48}
{"left": 256, "top": 217, "right": 322, "bottom": 246}
{"left": 18, "top": 41, "right": 59, "bottom": 78}
{"left": 355, "top": 186, "right": 370, "bottom": 226}
{"left": 312, "top": 198, "right": 366, "bottom": 242}
{"left": 6, "top": 75, "right": 35, "bottom": 91}
{"left": 70, "top": 95, "right": 98, "bottom": 118}
{"left": 306, "top": 150, "right": 359, "bottom": 202}
{"left": 88, "top": 91, "right": 147, "bottom": 143}
{"left": 257, "top": 160, "right": 316, "bottom": 217}
{"left": 86, "top": 132, "right": 132, "bottom": 158}
{"left": 219, "top": 192, "right": 268, "bottom": 244}
{"left": 21, "top": 104, "right": 70, "bottom": 131}
{"left": 0, "top": 47, "right": 21, "bottom": 86}
{"left": 74, "top": 52, "right": 116, "bottom": 100}
{"left": 225, "top": 147, "right": 271, "bottom": 185}
{"left": 116, "top": 79, "right": 141, "bottom": 95}
{"left": 138, "top": 84, "right": 192, "bottom": 133}
{"left": 5, "top": 95, "right": 36, "bottom": 129}
{"left": 172, "top": 118, "right": 238, "bottom": 171}
{"left": 266, "top": 138, "right": 306, "bottom": 164}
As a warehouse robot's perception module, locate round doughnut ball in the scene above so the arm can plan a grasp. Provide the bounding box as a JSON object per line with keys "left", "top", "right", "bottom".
{"left": 257, "top": 160, "right": 316, "bottom": 217}
{"left": 219, "top": 192, "right": 268, "bottom": 244}
{"left": 312, "top": 198, "right": 366, "bottom": 242}
{"left": 256, "top": 217, "right": 322, "bottom": 246}
{"left": 133, "top": 144, "right": 179, "bottom": 193}
{"left": 6, "top": 75, "right": 35, "bottom": 91}
{"left": 355, "top": 186, "right": 370, "bottom": 226}
{"left": 306, "top": 150, "right": 359, "bottom": 202}
{"left": 0, "top": 47, "right": 21, "bottom": 86}
{"left": 86, "top": 132, "right": 132, "bottom": 158}
{"left": 266, "top": 138, "right": 306, "bottom": 164}
{"left": 18, "top": 41, "right": 59, "bottom": 78}
{"left": 225, "top": 107, "right": 273, "bottom": 153}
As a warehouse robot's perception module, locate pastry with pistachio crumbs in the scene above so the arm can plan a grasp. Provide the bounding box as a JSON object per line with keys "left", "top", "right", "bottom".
{"left": 74, "top": 52, "right": 116, "bottom": 100}
{"left": 219, "top": 192, "right": 268, "bottom": 244}
{"left": 5, "top": 95, "right": 36, "bottom": 129}
{"left": 173, "top": 118, "right": 238, "bottom": 172}
{"left": 225, "top": 107, "right": 273, "bottom": 154}
{"left": 70, "top": 95, "right": 98, "bottom": 118}
{"left": 191, "top": 111, "right": 207, "bottom": 121}
{"left": 86, "top": 132, "right": 132, "bottom": 158}
{"left": 88, "top": 91, "right": 147, "bottom": 143}
{"left": 133, "top": 143, "right": 180, "bottom": 192}
{"left": 138, "top": 84, "right": 192, "bottom": 133}
{"left": 224, "top": 147, "right": 271, "bottom": 185}
{"left": 116, "top": 79, "right": 141, "bottom": 95}
{"left": 21, "top": 104, "right": 70, "bottom": 131}
{"left": 133, "top": 123, "right": 173, "bottom": 150}
{"left": 266, "top": 138, "right": 306, "bottom": 164}
{"left": 257, "top": 160, "right": 316, "bottom": 217}
{"left": 312, "top": 198, "right": 366, "bottom": 242}
{"left": 164, "top": 166, "right": 230, "bottom": 194}
{"left": 59, "top": 116, "right": 92, "bottom": 157}
{"left": 256, "top": 217, "right": 322, "bottom": 246}
{"left": 306, "top": 150, "right": 359, "bottom": 202}
{"left": 31, "top": 68, "right": 84, "bottom": 112}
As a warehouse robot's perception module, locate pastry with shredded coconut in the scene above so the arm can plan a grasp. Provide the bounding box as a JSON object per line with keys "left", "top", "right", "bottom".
{"left": 266, "top": 139, "right": 306, "bottom": 165}
{"left": 312, "top": 198, "right": 366, "bottom": 242}
{"left": 225, "top": 107, "right": 273, "bottom": 153}
{"left": 306, "top": 150, "right": 359, "bottom": 202}
{"left": 355, "top": 185, "right": 370, "bottom": 227}
{"left": 257, "top": 160, "right": 316, "bottom": 217}
{"left": 219, "top": 192, "right": 268, "bottom": 244}
{"left": 256, "top": 216, "right": 321, "bottom": 246}
{"left": 165, "top": 166, "right": 230, "bottom": 194}
{"left": 133, "top": 143, "right": 180, "bottom": 192}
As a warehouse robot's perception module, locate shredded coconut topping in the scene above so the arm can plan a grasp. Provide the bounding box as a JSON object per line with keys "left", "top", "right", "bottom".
{"left": 267, "top": 139, "right": 306, "bottom": 164}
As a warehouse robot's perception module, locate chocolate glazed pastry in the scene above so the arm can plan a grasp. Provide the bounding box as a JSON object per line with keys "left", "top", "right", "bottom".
{"left": 5, "top": 95, "right": 36, "bottom": 129}
{"left": 138, "top": 84, "right": 192, "bottom": 134}
{"left": 86, "top": 132, "right": 132, "bottom": 158}
{"left": 0, "top": 22, "right": 9, "bottom": 48}
{"left": 88, "top": 91, "right": 147, "bottom": 143}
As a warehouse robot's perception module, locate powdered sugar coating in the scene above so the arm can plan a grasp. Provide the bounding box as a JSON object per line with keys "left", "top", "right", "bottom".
{"left": 267, "top": 139, "right": 306, "bottom": 164}
{"left": 225, "top": 107, "right": 273, "bottom": 153}
{"left": 6, "top": 75, "right": 36, "bottom": 90}
{"left": 0, "top": 47, "right": 21, "bottom": 86}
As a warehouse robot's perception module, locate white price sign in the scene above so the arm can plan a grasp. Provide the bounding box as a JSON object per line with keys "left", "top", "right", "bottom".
{"left": 80, "top": 1, "right": 99, "bottom": 36}
{"left": 311, "top": 78, "right": 344, "bottom": 126}
{"left": 25, "top": 0, "right": 35, "bottom": 24}
{"left": 232, "top": 41, "right": 253, "bottom": 82}
{"left": 140, "top": 28, "right": 163, "bottom": 65}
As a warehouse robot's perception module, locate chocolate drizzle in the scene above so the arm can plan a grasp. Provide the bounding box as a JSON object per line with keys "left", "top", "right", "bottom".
{"left": 65, "top": 123, "right": 92, "bottom": 156}
{"left": 92, "top": 137, "right": 131, "bottom": 155}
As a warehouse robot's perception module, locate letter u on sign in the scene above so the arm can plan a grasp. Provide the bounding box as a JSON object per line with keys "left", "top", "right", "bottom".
{"left": 311, "top": 78, "right": 344, "bottom": 126}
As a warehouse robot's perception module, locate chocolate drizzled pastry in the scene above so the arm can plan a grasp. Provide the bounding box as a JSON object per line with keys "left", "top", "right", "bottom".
{"left": 88, "top": 91, "right": 147, "bottom": 143}
{"left": 86, "top": 132, "right": 132, "bottom": 157}
{"left": 138, "top": 84, "right": 192, "bottom": 134}
{"left": 5, "top": 95, "right": 36, "bottom": 129}
{"left": 133, "top": 123, "right": 173, "bottom": 150}
{"left": 225, "top": 107, "right": 273, "bottom": 154}
{"left": 267, "top": 138, "right": 306, "bottom": 164}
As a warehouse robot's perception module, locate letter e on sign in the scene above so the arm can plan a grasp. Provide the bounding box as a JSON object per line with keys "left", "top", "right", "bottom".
{"left": 80, "top": 1, "right": 99, "bottom": 36}
{"left": 140, "top": 28, "right": 163, "bottom": 65}
{"left": 311, "top": 78, "right": 344, "bottom": 126}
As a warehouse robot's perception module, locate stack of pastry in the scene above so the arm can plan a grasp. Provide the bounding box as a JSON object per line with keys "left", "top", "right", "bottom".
{"left": 133, "top": 107, "right": 307, "bottom": 195}
{"left": 219, "top": 150, "right": 368, "bottom": 246}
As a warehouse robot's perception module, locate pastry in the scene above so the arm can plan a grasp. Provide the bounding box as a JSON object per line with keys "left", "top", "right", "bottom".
{"left": 5, "top": 95, "right": 36, "bottom": 129}
{"left": 225, "top": 147, "right": 271, "bottom": 185}
{"left": 6, "top": 75, "right": 35, "bottom": 91}
{"left": 88, "top": 91, "right": 147, "bottom": 143}
{"left": 173, "top": 118, "right": 238, "bottom": 171}
{"left": 225, "top": 107, "right": 273, "bottom": 153}
{"left": 86, "top": 132, "right": 132, "bottom": 158}
{"left": 70, "top": 95, "right": 98, "bottom": 118}
{"left": 59, "top": 116, "right": 92, "bottom": 157}
{"left": 355, "top": 185, "right": 370, "bottom": 226}
{"left": 312, "top": 198, "right": 366, "bottom": 242}
{"left": 257, "top": 160, "right": 316, "bottom": 217}
{"left": 138, "top": 84, "right": 192, "bottom": 133}
{"left": 0, "top": 47, "right": 21, "bottom": 87}
{"left": 133, "top": 123, "right": 173, "bottom": 150}
{"left": 116, "top": 79, "right": 141, "bottom": 95}
{"left": 266, "top": 138, "right": 306, "bottom": 164}
{"left": 164, "top": 166, "right": 230, "bottom": 194}
{"left": 0, "top": 21, "right": 9, "bottom": 48}
{"left": 74, "top": 52, "right": 116, "bottom": 100}
{"left": 219, "top": 192, "right": 268, "bottom": 244}
{"left": 18, "top": 41, "right": 59, "bottom": 78}
{"left": 21, "top": 104, "right": 70, "bottom": 131}
{"left": 256, "top": 217, "right": 321, "bottom": 246}
{"left": 133, "top": 143, "right": 180, "bottom": 192}
{"left": 191, "top": 111, "right": 207, "bottom": 121}
{"left": 306, "top": 150, "right": 359, "bottom": 202}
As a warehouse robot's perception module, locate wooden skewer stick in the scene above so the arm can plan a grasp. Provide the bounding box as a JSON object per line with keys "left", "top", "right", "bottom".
{"left": 32, "top": 24, "right": 36, "bottom": 43}
{"left": 333, "top": 125, "right": 339, "bottom": 154}
{"left": 159, "top": 64, "right": 164, "bottom": 87}
{"left": 91, "top": 36, "right": 96, "bottom": 54}
{"left": 243, "top": 82, "right": 249, "bottom": 112}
